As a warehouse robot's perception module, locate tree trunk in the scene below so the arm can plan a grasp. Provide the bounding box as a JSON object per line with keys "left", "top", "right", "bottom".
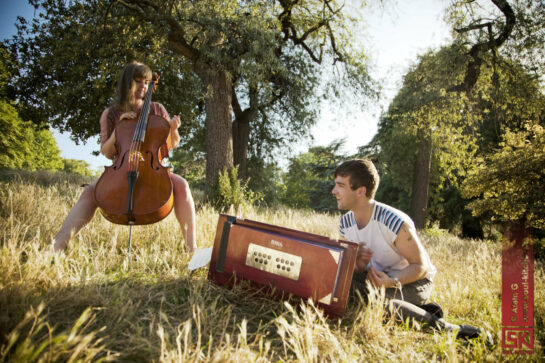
{"left": 461, "top": 208, "right": 484, "bottom": 239}
{"left": 409, "top": 132, "right": 432, "bottom": 229}
{"left": 232, "top": 116, "right": 250, "bottom": 180}
{"left": 195, "top": 66, "right": 234, "bottom": 193}
{"left": 232, "top": 86, "right": 258, "bottom": 180}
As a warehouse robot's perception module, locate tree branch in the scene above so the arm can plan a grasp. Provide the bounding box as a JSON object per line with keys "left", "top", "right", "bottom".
{"left": 115, "top": 0, "right": 198, "bottom": 61}
{"left": 450, "top": 0, "right": 516, "bottom": 93}
{"left": 277, "top": 0, "right": 346, "bottom": 64}
{"left": 232, "top": 87, "right": 243, "bottom": 118}
{"left": 166, "top": 16, "right": 198, "bottom": 61}
{"left": 454, "top": 21, "right": 494, "bottom": 33}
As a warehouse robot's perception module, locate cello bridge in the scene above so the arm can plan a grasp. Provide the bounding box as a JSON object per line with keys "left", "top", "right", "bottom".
{"left": 129, "top": 151, "right": 145, "bottom": 164}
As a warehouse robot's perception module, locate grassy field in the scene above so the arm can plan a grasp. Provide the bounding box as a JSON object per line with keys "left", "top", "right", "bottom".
{"left": 0, "top": 171, "right": 543, "bottom": 362}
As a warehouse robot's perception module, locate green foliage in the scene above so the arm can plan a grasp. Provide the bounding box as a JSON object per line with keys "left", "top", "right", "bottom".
{"left": 282, "top": 140, "right": 346, "bottom": 212}
{"left": 1, "top": 35, "right": 72, "bottom": 175}
{"left": 369, "top": 41, "right": 545, "bottom": 235}
{"left": 9, "top": 0, "right": 378, "bottom": 195}
{"left": 306, "top": 142, "right": 347, "bottom": 212}
{"left": 170, "top": 146, "right": 206, "bottom": 191}
{"left": 0, "top": 100, "right": 63, "bottom": 171}
{"left": 0, "top": 100, "right": 30, "bottom": 169}
{"left": 10, "top": 0, "right": 201, "bottom": 139}
{"left": 462, "top": 123, "right": 545, "bottom": 229}
{"left": 370, "top": 45, "right": 480, "bottom": 229}
{"left": 0, "top": 43, "right": 17, "bottom": 101}
{"left": 374, "top": 172, "right": 411, "bottom": 214}
{"left": 29, "top": 128, "right": 64, "bottom": 171}
{"left": 0, "top": 168, "right": 93, "bottom": 187}
{"left": 246, "top": 157, "right": 285, "bottom": 207}
{"left": 62, "top": 159, "right": 93, "bottom": 177}
{"left": 534, "top": 229, "right": 545, "bottom": 262}
{"left": 9, "top": 0, "right": 375, "bottom": 171}
{"left": 1, "top": 303, "right": 114, "bottom": 362}
{"left": 445, "top": 0, "right": 545, "bottom": 88}
{"left": 374, "top": 44, "right": 478, "bottom": 192}
{"left": 282, "top": 152, "right": 315, "bottom": 209}
{"left": 211, "top": 166, "right": 261, "bottom": 212}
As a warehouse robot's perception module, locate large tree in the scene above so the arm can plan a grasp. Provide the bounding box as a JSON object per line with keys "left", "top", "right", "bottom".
{"left": 10, "top": 0, "right": 374, "bottom": 192}
{"left": 364, "top": 0, "right": 545, "bottom": 230}
{"left": 371, "top": 45, "right": 479, "bottom": 229}
{"left": 369, "top": 41, "right": 545, "bottom": 234}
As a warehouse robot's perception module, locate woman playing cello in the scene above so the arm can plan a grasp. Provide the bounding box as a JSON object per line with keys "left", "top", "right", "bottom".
{"left": 52, "top": 62, "right": 197, "bottom": 253}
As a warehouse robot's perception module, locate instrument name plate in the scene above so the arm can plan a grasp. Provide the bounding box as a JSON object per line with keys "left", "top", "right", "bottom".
{"left": 245, "top": 243, "right": 302, "bottom": 280}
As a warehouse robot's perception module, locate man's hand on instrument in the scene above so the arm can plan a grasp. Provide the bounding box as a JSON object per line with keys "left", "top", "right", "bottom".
{"left": 120, "top": 111, "right": 137, "bottom": 121}
{"left": 367, "top": 266, "right": 395, "bottom": 288}
{"left": 356, "top": 245, "right": 372, "bottom": 271}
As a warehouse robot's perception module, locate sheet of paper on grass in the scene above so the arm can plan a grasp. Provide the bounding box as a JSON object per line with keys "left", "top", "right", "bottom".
{"left": 188, "top": 247, "right": 213, "bottom": 271}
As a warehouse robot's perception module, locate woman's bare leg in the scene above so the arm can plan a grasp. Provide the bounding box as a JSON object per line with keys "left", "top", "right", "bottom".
{"left": 171, "top": 174, "right": 197, "bottom": 252}
{"left": 52, "top": 181, "right": 98, "bottom": 252}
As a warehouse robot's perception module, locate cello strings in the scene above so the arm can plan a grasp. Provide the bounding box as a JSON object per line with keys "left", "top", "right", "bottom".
{"left": 128, "top": 81, "right": 154, "bottom": 172}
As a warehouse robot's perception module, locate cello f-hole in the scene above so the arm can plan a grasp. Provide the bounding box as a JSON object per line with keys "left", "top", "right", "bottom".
{"left": 113, "top": 152, "right": 127, "bottom": 171}
{"left": 146, "top": 150, "right": 161, "bottom": 171}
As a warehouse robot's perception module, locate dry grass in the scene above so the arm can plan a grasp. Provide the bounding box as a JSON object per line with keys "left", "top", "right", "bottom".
{"left": 0, "top": 171, "right": 543, "bottom": 362}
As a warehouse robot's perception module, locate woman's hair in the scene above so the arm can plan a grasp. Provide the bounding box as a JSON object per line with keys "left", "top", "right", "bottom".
{"left": 113, "top": 62, "right": 152, "bottom": 112}
{"left": 334, "top": 159, "right": 380, "bottom": 198}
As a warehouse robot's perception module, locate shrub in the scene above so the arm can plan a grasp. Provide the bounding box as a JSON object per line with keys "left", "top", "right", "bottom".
{"left": 211, "top": 166, "right": 261, "bottom": 212}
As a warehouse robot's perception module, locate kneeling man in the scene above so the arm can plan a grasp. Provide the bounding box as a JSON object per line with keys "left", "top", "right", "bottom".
{"left": 332, "top": 159, "right": 492, "bottom": 345}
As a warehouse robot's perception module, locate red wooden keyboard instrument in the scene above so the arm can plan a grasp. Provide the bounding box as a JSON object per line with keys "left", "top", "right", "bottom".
{"left": 207, "top": 214, "right": 359, "bottom": 317}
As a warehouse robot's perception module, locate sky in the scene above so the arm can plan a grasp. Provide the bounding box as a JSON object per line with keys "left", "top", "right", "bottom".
{"left": 310, "top": 0, "right": 451, "bottom": 157}
{"left": 1, "top": 0, "right": 452, "bottom": 172}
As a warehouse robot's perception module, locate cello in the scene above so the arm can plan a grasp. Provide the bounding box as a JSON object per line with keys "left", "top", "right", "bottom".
{"left": 94, "top": 72, "right": 174, "bottom": 253}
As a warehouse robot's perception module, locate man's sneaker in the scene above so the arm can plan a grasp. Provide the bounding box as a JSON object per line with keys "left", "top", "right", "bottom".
{"left": 457, "top": 324, "right": 494, "bottom": 347}
{"left": 420, "top": 302, "right": 444, "bottom": 319}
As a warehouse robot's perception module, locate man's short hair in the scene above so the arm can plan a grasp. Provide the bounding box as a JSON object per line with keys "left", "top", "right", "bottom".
{"left": 334, "top": 159, "right": 380, "bottom": 198}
